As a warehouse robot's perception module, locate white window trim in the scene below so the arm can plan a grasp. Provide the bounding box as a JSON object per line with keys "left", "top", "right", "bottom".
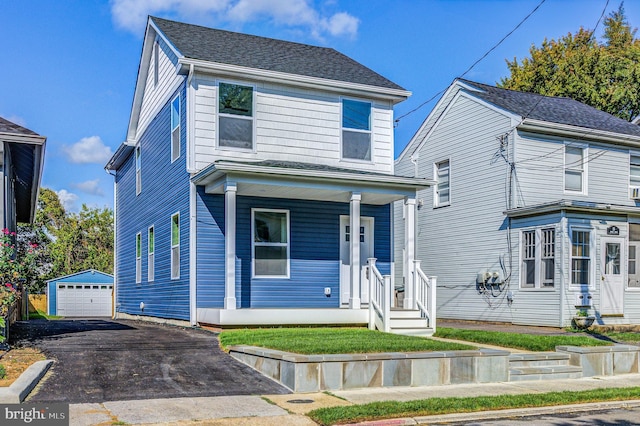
{"left": 171, "top": 94, "right": 180, "bottom": 162}
{"left": 148, "top": 225, "right": 155, "bottom": 282}
{"left": 563, "top": 143, "right": 588, "bottom": 195}
{"left": 135, "top": 145, "right": 141, "bottom": 196}
{"left": 569, "top": 225, "right": 594, "bottom": 288}
{"left": 629, "top": 151, "right": 640, "bottom": 199}
{"left": 340, "top": 96, "right": 373, "bottom": 163}
{"left": 216, "top": 80, "right": 256, "bottom": 152}
{"left": 433, "top": 158, "right": 451, "bottom": 208}
{"left": 251, "top": 208, "right": 290, "bottom": 279}
{"left": 171, "top": 212, "right": 180, "bottom": 280}
{"left": 135, "top": 232, "right": 141, "bottom": 284}
{"left": 519, "top": 227, "right": 556, "bottom": 291}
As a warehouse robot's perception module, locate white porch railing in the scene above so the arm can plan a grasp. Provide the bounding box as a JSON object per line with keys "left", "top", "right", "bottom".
{"left": 413, "top": 260, "right": 437, "bottom": 331}
{"left": 367, "top": 258, "right": 391, "bottom": 332}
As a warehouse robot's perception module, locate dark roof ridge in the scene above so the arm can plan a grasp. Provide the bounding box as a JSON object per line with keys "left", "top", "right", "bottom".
{"left": 0, "top": 116, "right": 39, "bottom": 136}
{"left": 457, "top": 78, "right": 577, "bottom": 102}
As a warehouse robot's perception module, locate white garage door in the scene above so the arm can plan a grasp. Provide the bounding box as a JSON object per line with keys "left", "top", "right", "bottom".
{"left": 57, "top": 283, "right": 113, "bottom": 317}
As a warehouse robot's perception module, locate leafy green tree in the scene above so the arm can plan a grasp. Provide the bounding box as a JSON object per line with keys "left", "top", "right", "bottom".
{"left": 500, "top": 4, "right": 640, "bottom": 121}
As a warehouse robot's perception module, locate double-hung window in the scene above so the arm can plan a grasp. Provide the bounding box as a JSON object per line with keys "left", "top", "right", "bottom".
{"left": 218, "top": 82, "right": 254, "bottom": 149}
{"left": 253, "top": 209, "right": 289, "bottom": 278}
{"left": 135, "top": 146, "right": 141, "bottom": 195}
{"left": 434, "top": 160, "right": 450, "bottom": 206}
{"left": 342, "top": 99, "right": 371, "bottom": 161}
{"left": 153, "top": 41, "right": 159, "bottom": 87}
{"left": 629, "top": 224, "right": 640, "bottom": 288}
{"left": 135, "top": 233, "right": 141, "bottom": 284}
{"left": 521, "top": 228, "right": 555, "bottom": 288}
{"left": 148, "top": 226, "right": 155, "bottom": 282}
{"left": 171, "top": 213, "right": 180, "bottom": 280}
{"left": 565, "top": 145, "right": 585, "bottom": 192}
{"left": 571, "top": 229, "right": 591, "bottom": 286}
{"left": 630, "top": 154, "right": 640, "bottom": 198}
{"left": 171, "top": 95, "right": 180, "bottom": 161}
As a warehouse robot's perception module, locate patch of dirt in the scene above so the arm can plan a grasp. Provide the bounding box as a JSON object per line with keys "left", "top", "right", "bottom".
{"left": 0, "top": 348, "right": 46, "bottom": 387}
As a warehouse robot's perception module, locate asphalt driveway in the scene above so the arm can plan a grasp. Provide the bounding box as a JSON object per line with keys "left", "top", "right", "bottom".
{"left": 10, "top": 319, "right": 290, "bottom": 403}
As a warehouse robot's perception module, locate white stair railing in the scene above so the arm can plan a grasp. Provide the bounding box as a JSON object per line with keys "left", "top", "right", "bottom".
{"left": 367, "top": 258, "right": 391, "bottom": 332}
{"left": 413, "top": 260, "right": 437, "bottom": 331}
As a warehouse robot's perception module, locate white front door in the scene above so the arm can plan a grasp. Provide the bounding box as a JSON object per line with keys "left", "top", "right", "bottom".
{"left": 600, "top": 238, "right": 625, "bottom": 316}
{"left": 340, "top": 216, "right": 373, "bottom": 305}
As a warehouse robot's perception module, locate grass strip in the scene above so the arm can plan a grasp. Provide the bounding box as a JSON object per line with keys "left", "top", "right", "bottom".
{"left": 28, "top": 310, "right": 62, "bottom": 320}
{"left": 434, "top": 327, "right": 612, "bottom": 351}
{"left": 593, "top": 331, "right": 640, "bottom": 343}
{"left": 308, "top": 387, "right": 640, "bottom": 425}
{"left": 219, "top": 327, "right": 474, "bottom": 354}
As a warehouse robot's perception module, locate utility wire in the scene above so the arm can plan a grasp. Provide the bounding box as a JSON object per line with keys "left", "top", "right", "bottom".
{"left": 395, "top": 0, "right": 547, "bottom": 125}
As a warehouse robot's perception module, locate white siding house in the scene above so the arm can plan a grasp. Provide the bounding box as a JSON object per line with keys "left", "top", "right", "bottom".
{"left": 396, "top": 79, "right": 640, "bottom": 327}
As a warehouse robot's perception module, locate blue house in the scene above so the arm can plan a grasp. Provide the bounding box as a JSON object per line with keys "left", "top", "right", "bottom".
{"left": 47, "top": 270, "right": 114, "bottom": 317}
{"left": 106, "top": 17, "right": 434, "bottom": 333}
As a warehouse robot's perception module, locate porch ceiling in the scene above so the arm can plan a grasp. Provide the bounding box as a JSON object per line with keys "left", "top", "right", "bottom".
{"left": 191, "top": 160, "right": 433, "bottom": 205}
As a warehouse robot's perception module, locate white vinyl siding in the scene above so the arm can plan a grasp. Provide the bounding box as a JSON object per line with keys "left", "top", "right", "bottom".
{"left": 571, "top": 229, "right": 591, "bottom": 286}
{"left": 148, "top": 226, "right": 155, "bottom": 282}
{"left": 521, "top": 228, "right": 555, "bottom": 289}
{"left": 135, "top": 146, "right": 141, "bottom": 195}
{"left": 192, "top": 77, "right": 395, "bottom": 174}
{"left": 564, "top": 145, "right": 586, "bottom": 193}
{"left": 171, "top": 213, "right": 180, "bottom": 280}
{"left": 135, "top": 233, "right": 141, "bottom": 284}
{"left": 171, "top": 95, "right": 180, "bottom": 162}
{"left": 252, "top": 209, "right": 289, "bottom": 278}
{"left": 434, "top": 159, "right": 450, "bottom": 207}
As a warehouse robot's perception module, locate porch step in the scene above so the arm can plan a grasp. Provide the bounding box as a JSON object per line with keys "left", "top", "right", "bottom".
{"left": 387, "top": 309, "right": 433, "bottom": 337}
{"left": 389, "top": 326, "right": 435, "bottom": 337}
{"left": 389, "top": 308, "right": 423, "bottom": 318}
{"left": 508, "top": 352, "right": 582, "bottom": 381}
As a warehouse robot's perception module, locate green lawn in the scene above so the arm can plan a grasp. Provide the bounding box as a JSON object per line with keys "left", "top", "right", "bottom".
{"left": 434, "top": 327, "right": 612, "bottom": 351}
{"left": 591, "top": 331, "right": 640, "bottom": 343}
{"left": 219, "top": 327, "right": 474, "bottom": 354}
{"left": 308, "top": 387, "right": 640, "bottom": 425}
{"left": 28, "top": 310, "right": 62, "bottom": 320}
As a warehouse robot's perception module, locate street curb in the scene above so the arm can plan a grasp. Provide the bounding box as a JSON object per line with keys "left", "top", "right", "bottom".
{"left": 377, "top": 399, "right": 640, "bottom": 425}
{"left": 0, "top": 360, "right": 53, "bottom": 403}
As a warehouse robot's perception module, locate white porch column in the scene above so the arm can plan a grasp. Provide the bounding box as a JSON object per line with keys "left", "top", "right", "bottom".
{"left": 224, "top": 182, "right": 237, "bottom": 309}
{"left": 349, "top": 192, "right": 361, "bottom": 309}
{"left": 404, "top": 196, "right": 416, "bottom": 309}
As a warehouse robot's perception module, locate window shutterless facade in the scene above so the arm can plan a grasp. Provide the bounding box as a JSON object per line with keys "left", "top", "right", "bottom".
{"left": 171, "top": 213, "right": 180, "bottom": 280}
{"left": 434, "top": 159, "right": 450, "bottom": 206}
{"left": 171, "top": 95, "right": 180, "bottom": 162}
{"left": 135, "top": 145, "right": 141, "bottom": 195}
{"left": 565, "top": 145, "right": 586, "bottom": 193}
{"left": 521, "top": 228, "right": 555, "bottom": 289}
{"left": 342, "top": 99, "right": 372, "bottom": 161}
{"left": 218, "top": 82, "right": 254, "bottom": 149}
{"left": 148, "top": 226, "right": 154, "bottom": 282}
{"left": 252, "top": 209, "right": 290, "bottom": 278}
{"left": 135, "top": 233, "right": 141, "bottom": 284}
{"left": 571, "top": 229, "right": 591, "bottom": 286}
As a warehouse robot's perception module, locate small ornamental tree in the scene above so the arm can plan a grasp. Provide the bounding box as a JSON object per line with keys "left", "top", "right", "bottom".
{"left": 0, "top": 228, "right": 38, "bottom": 318}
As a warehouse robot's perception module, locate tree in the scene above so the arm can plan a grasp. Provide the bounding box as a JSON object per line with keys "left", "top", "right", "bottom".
{"left": 500, "top": 4, "right": 640, "bottom": 121}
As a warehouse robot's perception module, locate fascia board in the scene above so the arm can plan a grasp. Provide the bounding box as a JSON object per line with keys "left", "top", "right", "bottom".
{"left": 519, "top": 119, "right": 640, "bottom": 147}
{"left": 178, "top": 58, "right": 411, "bottom": 102}
{"left": 105, "top": 142, "right": 134, "bottom": 171}
{"left": 0, "top": 133, "right": 46, "bottom": 145}
{"left": 505, "top": 199, "right": 640, "bottom": 218}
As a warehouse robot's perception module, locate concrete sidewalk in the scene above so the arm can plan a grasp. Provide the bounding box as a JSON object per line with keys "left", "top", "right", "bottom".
{"left": 68, "top": 373, "right": 640, "bottom": 425}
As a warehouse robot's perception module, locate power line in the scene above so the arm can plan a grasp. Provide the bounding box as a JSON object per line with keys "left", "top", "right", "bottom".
{"left": 395, "top": 0, "right": 547, "bottom": 125}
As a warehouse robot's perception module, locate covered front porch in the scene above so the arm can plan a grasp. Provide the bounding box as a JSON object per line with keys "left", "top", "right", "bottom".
{"left": 190, "top": 160, "right": 434, "bottom": 331}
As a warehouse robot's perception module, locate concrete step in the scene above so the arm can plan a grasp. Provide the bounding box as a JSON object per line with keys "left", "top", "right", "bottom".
{"left": 509, "top": 365, "right": 583, "bottom": 381}
{"left": 389, "top": 327, "right": 435, "bottom": 337}
{"left": 508, "top": 352, "right": 571, "bottom": 368}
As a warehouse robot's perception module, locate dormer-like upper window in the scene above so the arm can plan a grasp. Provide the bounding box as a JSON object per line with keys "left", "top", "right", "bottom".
{"left": 171, "top": 95, "right": 180, "bottom": 162}
{"left": 218, "top": 82, "right": 254, "bottom": 150}
{"left": 342, "top": 99, "right": 371, "bottom": 161}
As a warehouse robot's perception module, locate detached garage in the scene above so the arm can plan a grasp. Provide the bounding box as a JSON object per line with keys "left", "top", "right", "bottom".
{"left": 47, "top": 270, "right": 114, "bottom": 317}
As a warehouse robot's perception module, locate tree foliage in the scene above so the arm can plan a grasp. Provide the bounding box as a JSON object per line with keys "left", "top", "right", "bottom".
{"left": 500, "top": 4, "right": 640, "bottom": 121}
{"left": 17, "top": 188, "right": 113, "bottom": 293}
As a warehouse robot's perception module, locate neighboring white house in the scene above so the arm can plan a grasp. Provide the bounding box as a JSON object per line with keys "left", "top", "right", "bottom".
{"left": 395, "top": 78, "right": 640, "bottom": 327}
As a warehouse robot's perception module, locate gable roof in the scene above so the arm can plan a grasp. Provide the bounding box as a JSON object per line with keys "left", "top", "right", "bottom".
{"left": 459, "top": 79, "right": 640, "bottom": 137}
{"left": 0, "top": 117, "right": 38, "bottom": 136}
{"left": 151, "top": 16, "right": 405, "bottom": 91}
{"left": 46, "top": 269, "right": 114, "bottom": 283}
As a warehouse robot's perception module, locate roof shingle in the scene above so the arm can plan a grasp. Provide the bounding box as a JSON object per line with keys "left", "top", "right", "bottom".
{"left": 0, "top": 117, "right": 38, "bottom": 136}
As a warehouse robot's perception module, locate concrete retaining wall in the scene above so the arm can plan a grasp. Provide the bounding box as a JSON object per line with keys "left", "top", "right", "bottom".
{"left": 557, "top": 345, "right": 639, "bottom": 377}
{"left": 228, "top": 345, "right": 510, "bottom": 392}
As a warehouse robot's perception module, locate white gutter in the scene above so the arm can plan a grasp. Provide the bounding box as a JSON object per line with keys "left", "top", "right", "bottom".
{"left": 178, "top": 58, "right": 411, "bottom": 102}
{"left": 519, "top": 119, "right": 640, "bottom": 147}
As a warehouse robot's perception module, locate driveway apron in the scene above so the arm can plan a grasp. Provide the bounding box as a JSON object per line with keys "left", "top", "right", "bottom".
{"left": 10, "top": 319, "right": 289, "bottom": 403}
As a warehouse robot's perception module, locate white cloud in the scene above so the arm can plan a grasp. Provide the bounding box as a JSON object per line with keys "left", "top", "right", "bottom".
{"left": 56, "top": 189, "right": 79, "bottom": 212}
{"left": 110, "top": 0, "right": 359, "bottom": 39}
{"left": 62, "top": 136, "right": 113, "bottom": 164}
{"left": 72, "top": 179, "right": 105, "bottom": 197}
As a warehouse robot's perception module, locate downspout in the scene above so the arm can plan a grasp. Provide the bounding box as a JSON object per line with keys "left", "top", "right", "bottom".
{"left": 186, "top": 64, "right": 194, "bottom": 172}
{"left": 559, "top": 212, "right": 567, "bottom": 327}
{"left": 106, "top": 168, "right": 117, "bottom": 319}
{"left": 410, "top": 153, "right": 419, "bottom": 178}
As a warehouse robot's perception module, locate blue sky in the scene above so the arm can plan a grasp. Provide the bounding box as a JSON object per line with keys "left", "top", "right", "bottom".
{"left": 1, "top": 0, "right": 638, "bottom": 212}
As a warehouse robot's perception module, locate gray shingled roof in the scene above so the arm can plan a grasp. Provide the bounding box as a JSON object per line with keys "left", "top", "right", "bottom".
{"left": 0, "top": 117, "right": 38, "bottom": 136}
{"left": 459, "top": 79, "right": 640, "bottom": 137}
{"left": 151, "top": 16, "right": 405, "bottom": 91}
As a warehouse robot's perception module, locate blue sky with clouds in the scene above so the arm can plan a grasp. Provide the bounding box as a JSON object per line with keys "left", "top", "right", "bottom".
{"left": 1, "top": 0, "right": 637, "bottom": 212}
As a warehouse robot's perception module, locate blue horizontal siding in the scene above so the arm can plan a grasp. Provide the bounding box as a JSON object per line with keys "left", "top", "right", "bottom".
{"left": 115, "top": 83, "right": 190, "bottom": 321}
{"left": 195, "top": 194, "right": 391, "bottom": 309}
